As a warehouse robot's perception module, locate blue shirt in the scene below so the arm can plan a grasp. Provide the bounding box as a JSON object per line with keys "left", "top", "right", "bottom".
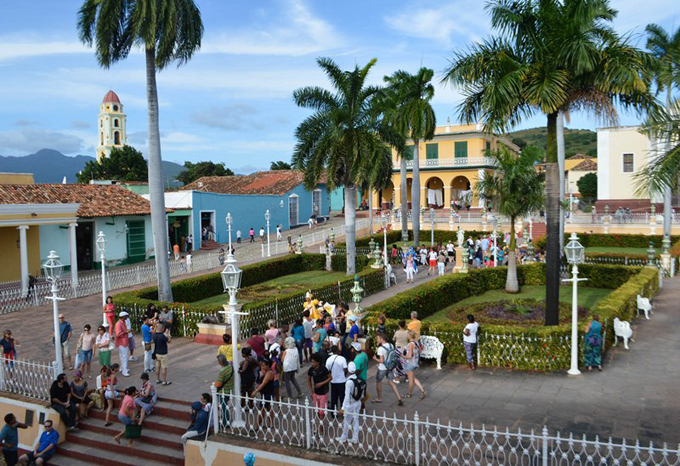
{"left": 141, "top": 324, "right": 152, "bottom": 343}
{"left": 59, "top": 322, "right": 71, "bottom": 344}
{"left": 348, "top": 324, "right": 360, "bottom": 340}
{"left": 292, "top": 325, "right": 305, "bottom": 342}
{"left": 37, "top": 429, "right": 59, "bottom": 454}
{"left": 0, "top": 424, "right": 18, "bottom": 451}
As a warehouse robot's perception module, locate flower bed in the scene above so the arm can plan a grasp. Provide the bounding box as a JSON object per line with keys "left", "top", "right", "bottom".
{"left": 365, "top": 263, "right": 658, "bottom": 371}
{"left": 446, "top": 299, "right": 586, "bottom": 326}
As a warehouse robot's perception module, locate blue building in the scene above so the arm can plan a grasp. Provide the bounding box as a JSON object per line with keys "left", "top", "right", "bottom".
{"left": 178, "top": 171, "right": 329, "bottom": 250}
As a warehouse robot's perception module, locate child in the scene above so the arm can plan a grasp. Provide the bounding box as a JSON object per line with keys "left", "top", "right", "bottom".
{"left": 376, "top": 314, "right": 387, "bottom": 336}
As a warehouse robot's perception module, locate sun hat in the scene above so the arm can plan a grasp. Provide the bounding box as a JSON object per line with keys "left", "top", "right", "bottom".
{"left": 119, "top": 311, "right": 129, "bottom": 317}
{"left": 351, "top": 342, "right": 362, "bottom": 352}
{"left": 348, "top": 315, "right": 358, "bottom": 322}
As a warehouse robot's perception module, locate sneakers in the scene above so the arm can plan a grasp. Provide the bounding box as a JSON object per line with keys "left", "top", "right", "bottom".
{"left": 121, "top": 372, "right": 130, "bottom": 377}
{"left": 335, "top": 436, "right": 347, "bottom": 442}
{"left": 129, "top": 356, "right": 138, "bottom": 361}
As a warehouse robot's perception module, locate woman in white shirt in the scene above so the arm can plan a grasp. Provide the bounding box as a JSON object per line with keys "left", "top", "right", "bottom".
{"left": 281, "top": 337, "right": 302, "bottom": 399}
{"left": 463, "top": 314, "right": 480, "bottom": 370}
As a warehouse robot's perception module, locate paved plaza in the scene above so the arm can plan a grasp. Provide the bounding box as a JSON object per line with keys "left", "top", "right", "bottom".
{"left": 4, "top": 259, "right": 679, "bottom": 446}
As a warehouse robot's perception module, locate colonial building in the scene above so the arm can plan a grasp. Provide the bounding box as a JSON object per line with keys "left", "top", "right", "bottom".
{"left": 96, "top": 90, "right": 127, "bottom": 162}
{"left": 373, "top": 123, "right": 519, "bottom": 210}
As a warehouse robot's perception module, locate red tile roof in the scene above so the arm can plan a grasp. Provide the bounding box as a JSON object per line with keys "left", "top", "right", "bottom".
{"left": 102, "top": 90, "right": 121, "bottom": 104}
{"left": 572, "top": 159, "right": 597, "bottom": 171}
{"left": 0, "top": 184, "right": 155, "bottom": 218}
{"left": 569, "top": 154, "right": 593, "bottom": 160}
{"left": 183, "top": 170, "right": 321, "bottom": 195}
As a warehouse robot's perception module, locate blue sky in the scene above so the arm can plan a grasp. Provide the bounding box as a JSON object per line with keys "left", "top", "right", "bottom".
{"left": 0, "top": 0, "right": 678, "bottom": 173}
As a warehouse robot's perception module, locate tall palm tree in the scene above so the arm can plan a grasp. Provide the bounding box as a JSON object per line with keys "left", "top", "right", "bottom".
{"left": 644, "top": 24, "right": 680, "bottom": 240}
{"left": 636, "top": 100, "right": 680, "bottom": 196}
{"left": 78, "top": 0, "right": 203, "bottom": 302}
{"left": 475, "top": 147, "right": 544, "bottom": 292}
{"left": 383, "top": 69, "right": 436, "bottom": 247}
{"left": 443, "top": 0, "right": 655, "bottom": 325}
{"left": 292, "top": 57, "right": 394, "bottom": 275}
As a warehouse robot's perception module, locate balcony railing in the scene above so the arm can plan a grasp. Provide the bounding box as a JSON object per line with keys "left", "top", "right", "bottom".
{"left": 394, "top": 156, "right": 495, "bottom": 170}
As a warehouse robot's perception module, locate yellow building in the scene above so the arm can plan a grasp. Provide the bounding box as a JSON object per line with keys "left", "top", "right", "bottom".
{"left": 372, "top": 123, "right": 519, "bottom": 210}
{"left": 96, "top": 90, "right": 127, "bottom": 162}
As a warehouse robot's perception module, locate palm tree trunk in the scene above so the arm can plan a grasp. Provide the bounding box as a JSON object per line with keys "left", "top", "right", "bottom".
{"left": 344, "top": 184, "right": 357, "bottom": 275}
{"left": 545, "top": 112, "right": 560, "bottom": 325}
{"left": 412, "top": 139, "right": 421, "bottom": 246}
{"left": 506, "top": 216, "right": 519, "bottom": 293}
{"left": 663, "top": 87, "right": 672, "bottom": 240}
{"left": 400, "top": 157, "right": 408, "bottom": 242}
{"left": 557, "top": 111, "right": 566, "bottom": 248}
{"left": 368, "top": 185, "right": 373, "bottom": 236}
{"left": 145, "top": 47, "right": 173, "bottom": 302}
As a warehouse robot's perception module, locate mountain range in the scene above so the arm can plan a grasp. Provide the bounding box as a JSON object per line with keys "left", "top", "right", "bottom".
{"left": 507, "top": 127, "right": 597, "bottom": 158}
{"left": 0, "top": 149, "right": 184, "bottom": 184}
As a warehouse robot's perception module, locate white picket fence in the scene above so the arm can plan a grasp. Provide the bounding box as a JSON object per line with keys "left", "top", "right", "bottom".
{"left": 213, "top": 392, "right": 680, "bottom": 465}
{"left": 0, "top": 358, "right": 55, "bottom": 401}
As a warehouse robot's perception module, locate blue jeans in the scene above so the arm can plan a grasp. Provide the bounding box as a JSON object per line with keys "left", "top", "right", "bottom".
{"left": 295, "top": 339, "right": 303, "bottom": 362}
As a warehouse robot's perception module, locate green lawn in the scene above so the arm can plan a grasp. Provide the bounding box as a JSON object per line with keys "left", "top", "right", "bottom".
{"left": 191, "top": 271, "right": 347, "bottom": 306}
{"left": 586, "top": 246, "right": 648, "bottom": 256}
{"left": 425, "top": 285, "right": 612, "bottom": 323}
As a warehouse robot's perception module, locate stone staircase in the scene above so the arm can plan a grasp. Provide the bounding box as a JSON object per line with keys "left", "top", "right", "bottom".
{"left": 50, "top": 397, "right": 190, "bottom": 465}
{"left": 200, "top": 239, "right": 223, "bottom": 250}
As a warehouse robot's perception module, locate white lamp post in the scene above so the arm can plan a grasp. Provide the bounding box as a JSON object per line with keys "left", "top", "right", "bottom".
{"left": 219, "top": 248, "right": 247, "bottom": 428}
{"left": 265, "top": 210, "right": 271, "bottom": 257}
{"left": 380, "top": 213, "right": 388, "bottom": 267}
{"left": 563, "top": 232, "right": 586, "bottom": 376}
{"left": 429, "top": 208, "right": 435, "bottom": 246}
{"left": 96, "top": 232, "right": 108, "bottom": 328}
{"left": 225, "top": 214, "right": 233, "bottom": 251}
{"left": 43, "top": 250, "right": 65, "bottom": 376}
{"left": 491, "top": 230, "right": 498, "bottom": 267}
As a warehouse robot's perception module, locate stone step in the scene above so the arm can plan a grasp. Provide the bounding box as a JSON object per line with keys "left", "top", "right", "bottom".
{"left": 78, "top": 416, "right": 183, "bottom": 451}
{"left": 65, "top": 429, "right": 184, "bottom": 465}
{"left": 88, "top": 408, "right": 188, "bottom": 435}
{"left": 54, "top": 443, "right": 170, "bottom": 466}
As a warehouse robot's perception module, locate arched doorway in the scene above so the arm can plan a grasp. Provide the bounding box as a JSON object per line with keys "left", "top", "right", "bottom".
{"left": 379, "top": 181, "right": 395, "bottom": 210}
{"left": 451, "top": 176, "right": 471, "bottom": 209}
{"left": 425, "top": 177, "right": 445, "bottom": 208}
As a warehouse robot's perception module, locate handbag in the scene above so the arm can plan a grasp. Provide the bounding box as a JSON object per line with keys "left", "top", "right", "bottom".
{"left": 74, "top": 353, "right": 82, "bottom": 370}
{"left": 91, "top": 392, "right": 103, "bottom": 410}
{"left": 144, "top": 342, "right": 152, "bottom": 351}
{"left": 125, "top": 424, "right": 142, "bottom": 439}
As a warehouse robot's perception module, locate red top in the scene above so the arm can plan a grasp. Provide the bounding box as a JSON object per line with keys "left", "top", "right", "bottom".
{"left": 114, "top": 320, "right": 129, "bottom": 348}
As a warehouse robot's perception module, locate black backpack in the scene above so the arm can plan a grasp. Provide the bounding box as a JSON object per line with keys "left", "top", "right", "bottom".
{"left": 351, "top": 377, "right": 366, "bottom": 401}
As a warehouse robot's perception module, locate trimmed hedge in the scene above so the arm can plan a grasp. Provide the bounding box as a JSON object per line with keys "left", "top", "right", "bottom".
{"left": 343, "top": 229, "right": 489, "bottom": 248}
{"left": 535, "top": 233, "right": 680, "bottom": 251}
{"left": 365, "top": 263, "right": 658, "bottom": 371}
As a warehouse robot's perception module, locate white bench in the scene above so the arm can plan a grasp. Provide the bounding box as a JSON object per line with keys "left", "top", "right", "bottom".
{"left": 613, "top": 317, "right": 634, "bottom": 350}
{"left": 420, "top": 335, "right": 444, "bottom": 369}
{"left": 636, "top": 294, "right": 652, "bottom": 320}
{"left": 386, "top": 264, "right": 397, "bottom": 285}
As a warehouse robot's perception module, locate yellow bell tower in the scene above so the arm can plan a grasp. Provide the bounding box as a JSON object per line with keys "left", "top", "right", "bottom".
{"left": 96, "top": 90, "right": 127, "bottom": 162}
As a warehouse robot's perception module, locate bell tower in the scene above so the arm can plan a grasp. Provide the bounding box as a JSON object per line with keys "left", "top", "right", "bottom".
{"left": 96, "top": 90, "right": 127, "bottom": 162}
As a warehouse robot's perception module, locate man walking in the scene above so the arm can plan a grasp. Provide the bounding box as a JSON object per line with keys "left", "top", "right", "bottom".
{"left": 276, "top": 225, "right": 282, "bottom": 241}
{"left": 57, "top": 314, "right": 73, "bottom": 370}
{"left": 372, "top": 334, "right": 403, "bottom": 406}
{"left": 214, "top": 354, "right": 234, "bottom": 427}
{"left": 325, "top": 346, "right": 347, "bottom": 415}
{"left": 153, "top": 324, "right": 171, "bottom": 385}
{"left": 1, "top": 413, "right": 27, "bottom": 466}
{"left": 236, "top": 229, "right": 242, "bottom": 244}
{"left": 114, "top": 312, "right": 130, "bottom": 377}
{"left": 259, "top": 227, "right": 265, "bottom": 244}
{"left": 186, "top": 234, "right": 193, "bottom": 252}
{"left": 141, "top": 317, "right": 154, "bottom": 373}
{"left": 337, "top": 362, "right": 362, "bottom": 443}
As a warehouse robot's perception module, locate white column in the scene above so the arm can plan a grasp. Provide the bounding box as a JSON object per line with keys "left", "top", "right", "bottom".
{"left": 477, "top": 169, "right": 486, "bottom": 208}
{"left": 68, "top": 222, "right": 78, "bottom": 287}
{"left": 17, "top": 225, "right": 29, "bottom": 294}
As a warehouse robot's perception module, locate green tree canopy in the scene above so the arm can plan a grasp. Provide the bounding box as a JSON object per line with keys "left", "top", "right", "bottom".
{"left": 577, "top": 173, "right": 598, "bottom": 204}
{"left": 270, "top": 161, "right": 292, "bottom": 170}
{"left": 77, "top": 146, "right": 147, "bottom": 183}
{"left": 177, "top": 161, "right": 234, "bottom": 185}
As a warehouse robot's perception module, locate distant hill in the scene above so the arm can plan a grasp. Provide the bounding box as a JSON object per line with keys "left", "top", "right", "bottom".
{"left": 0, "top": 149, "right": 184, "bottom": 185}
{"left": 507, "top": 127, "right": 597, "bottom": 158}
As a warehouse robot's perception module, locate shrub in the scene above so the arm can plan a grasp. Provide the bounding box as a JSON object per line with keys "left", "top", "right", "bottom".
{"left": 534, "top": 233, "right": 680, "bottom": 251}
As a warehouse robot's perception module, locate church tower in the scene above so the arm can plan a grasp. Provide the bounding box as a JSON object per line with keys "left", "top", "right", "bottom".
{"left": 96, "top": 90, "right": 127, "bottom": 162}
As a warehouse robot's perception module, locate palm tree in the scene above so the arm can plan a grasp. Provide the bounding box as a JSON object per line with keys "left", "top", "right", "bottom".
{"left": 443, "top": 0, "right": 655, "bottom": 325}
{"left": 78, "top": 0, "right": 203, "bottom": 302}
{"left": 383, "top": 69, "right": 436, "bottom": 247}
{"left": 292, "top": 57, "right": 394, "bottom": 275}
{"left": 475, "top": 147, "right": 544, "bottom": 292}
{"left": 644, "top": 24, "right": 680, "bottom": 239}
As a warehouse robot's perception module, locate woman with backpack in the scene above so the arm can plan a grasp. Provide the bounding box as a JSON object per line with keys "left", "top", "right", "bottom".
{"left": 403, "top": 331, "right": 426, "bottom": 400}
{"left": 584, "top": 314, "right": 603, "bottom": 371}
{"left": 337, "top": 362, "right": 363, "bottom": 443}
{"left": 372, "top": 334, "right": 403, "bottom": 406}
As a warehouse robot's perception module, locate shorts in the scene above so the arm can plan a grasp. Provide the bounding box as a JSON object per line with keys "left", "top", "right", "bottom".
{"left": 3, "top": 449, "right": 18, "bottom": 466}
{"left": 429, "top": 260, "right": 436, "bottom": 267}
{"left": 80, "top": 349, "right": 93, "bottom": 362}
{"left": 118, "top": 413, "right": 133, "bottom": 426}
{"left": 62, "top": 342, "right": 70, "bottom": 358}
{"left": 376, "top": 369, "right": 394, "bottom": 382}
{"left": 128, "top": 336, "right": 136, "bottom": 351}
{"left": 105, "top": 389, "right": 119, "bottom": 400}
{"left": 3, "top": 353, "right": 15, "bottom": 369}
{"left": 155, "top": 353, "right": 169, "bottom": 369}
{"left": 305, "top": 338, "right": 312, "bottom": 349}
{"left": 24, "top": 450, "right": 53, "bottom": 463}
{"left": 448, "top": 251, "right": 454, "bottom": 257}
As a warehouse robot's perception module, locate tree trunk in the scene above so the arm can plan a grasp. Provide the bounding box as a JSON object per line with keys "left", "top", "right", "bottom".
{"left": 506, "top": 215, "right": 519, "bottom": 293}
{"left": 368, "top": 185, "right": 373, "bottom": 236}
{"left": 400, "top": 156, "right": 408, "bottom": 242}
{"left": 344, "top": 184, "right": 357, "bottom": 275}
{"left": 411, "top": 139, "right": 421, "bottom": 246}
{"left": 145, "top": 47, "right": 173, "bottom": 302}
{"left": 663, "top": 87, "right": 672, "bottom": 240}
{"left": 545, "top": 112, "right": 560, "bottom": 325}
{"left": 557, "top": 111, "right": 565, "bottom": 248}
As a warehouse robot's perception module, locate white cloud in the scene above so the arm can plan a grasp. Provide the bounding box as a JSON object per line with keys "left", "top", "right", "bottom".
{"left": 191, "top": 104, "right": 264, "bottom": 131}
{"left": 0, "top": 36, "right": 90, "bottom": 62}
{"left": 201, "top": 0, "right": 344, "bottom": 56}
{"left": 0, "top": 128, "right": 84, "bottom": 154}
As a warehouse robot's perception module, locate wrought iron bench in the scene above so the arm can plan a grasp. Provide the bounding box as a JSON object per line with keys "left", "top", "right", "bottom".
{"left": 636, "top": 294, "right": 652, "bottom": 320}
{"left": 420, "top": 335, "right": 444, "bottom": 369}
{"left": 613, "top": 317, "right": 634, "bottom": 350}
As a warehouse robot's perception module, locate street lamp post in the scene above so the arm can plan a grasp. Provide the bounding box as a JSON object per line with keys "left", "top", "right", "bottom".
{"left": 219, "top": 229, "right": 247, "bottom": 428}
{"left": 43, "top": 250, "right": 65, "bottom": 376}
{"left": 96, "top": 232, "right": 108, "bottom": 328}
{"left": 265, "top": 210, "right": 271, "bottom": 257}
{"left": 491, "top": 230, "right": 498, "bottom": 267}
{"left": 429, "top": 208, "right": 435, "bottom": 246}
{"left": 380, "top": 213, "right": 388, "bottom": 267}
{"left": 563, "top": 232, "right": 586, "bottom": 376}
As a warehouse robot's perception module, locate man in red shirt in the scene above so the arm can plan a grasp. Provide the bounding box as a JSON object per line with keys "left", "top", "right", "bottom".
{"left": 115, "top": 312, "right": 130, "bottom": 377}
{"left": 246, "top": 328, "right": 266, "bottom": 358}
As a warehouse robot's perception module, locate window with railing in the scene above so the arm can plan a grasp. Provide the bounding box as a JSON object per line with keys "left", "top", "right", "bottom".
{"left": 426, "top": 143, "right": 438, "bottom": 160}
{"left": 455, "top": 141, "right": 468, "bottom": 158}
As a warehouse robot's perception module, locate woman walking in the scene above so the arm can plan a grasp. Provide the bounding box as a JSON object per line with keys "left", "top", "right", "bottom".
{"left": 282, "top": 337, "right": 302, "bottom": 399}
{"left": 103, "top": 297, "right": 116, "bottom": 336}
{"left": 392, "top": 320, "right": 409, "bottom": 381}
{"left": 405, "top": 251, "right": 416, "bottom": 284}
{"left": 403, "top": 331, "right": 426, "bottom": 400}
{"left": 76, "top": 325, "right": 97, "bottom": 378}
{"left": 113, "top": 386, "right": 137, "bottom": 446}
{"left": 584, "top": 314, "right": 603, "bottom": 372}
{"left": 95, "top": 325, "right": 111, "bottom": 368}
